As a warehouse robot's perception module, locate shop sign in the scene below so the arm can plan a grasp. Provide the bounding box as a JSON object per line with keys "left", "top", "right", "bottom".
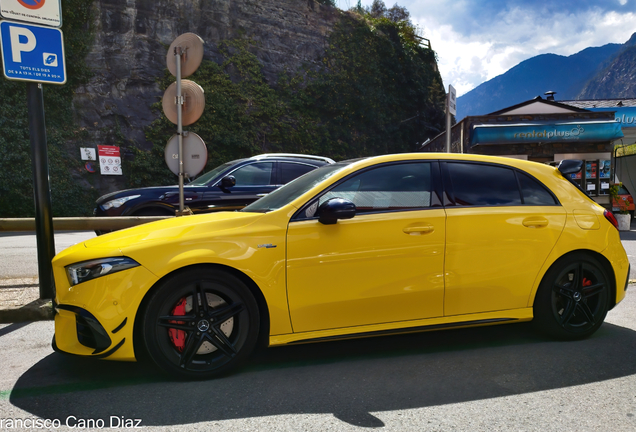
{"left": 471, "top": 120, "right": 624, "bottom": 146}
{"left": 588, "top": 107, "right": 636, "bottom": 128}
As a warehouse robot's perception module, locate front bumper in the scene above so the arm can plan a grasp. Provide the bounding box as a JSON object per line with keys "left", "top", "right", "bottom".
{"left": 53, "top": 305, "right": 128, "bottom": 359}
{"left": 52, "top": 263, "right": 159, "bottom": 361}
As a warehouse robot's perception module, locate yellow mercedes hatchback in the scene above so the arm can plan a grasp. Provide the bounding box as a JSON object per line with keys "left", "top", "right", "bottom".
{"left": 52, "top": 153, "right": 630, "bottom": 379}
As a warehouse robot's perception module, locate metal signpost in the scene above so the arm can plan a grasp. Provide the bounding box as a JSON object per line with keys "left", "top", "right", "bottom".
{"left": 163, "top": 33, "right": 205, "bottom": 216}
{"left": 446, "top": 84, "right": 456, "bottom": 153}
{"left": 0, "top": 0, "right": 65, "bottom": 299}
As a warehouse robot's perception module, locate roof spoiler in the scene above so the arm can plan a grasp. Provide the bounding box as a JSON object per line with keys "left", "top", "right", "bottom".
{"left": 557, "top": 160, "right": 583, "bottom": 176}
{"left": 556, "top": 160, "right": 586, "bottom": 194}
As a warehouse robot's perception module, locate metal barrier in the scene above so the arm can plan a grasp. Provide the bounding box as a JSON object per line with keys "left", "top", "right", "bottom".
{"left": 0, "top": 216, "right": 173, "bottom": 232}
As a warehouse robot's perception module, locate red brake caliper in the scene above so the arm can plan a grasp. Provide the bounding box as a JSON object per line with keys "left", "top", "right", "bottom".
{"left": 168, "top": 297, "right": 188, "bottom": 352}
{"left": 582, "top": 277, "right": 592, "bottom": 287}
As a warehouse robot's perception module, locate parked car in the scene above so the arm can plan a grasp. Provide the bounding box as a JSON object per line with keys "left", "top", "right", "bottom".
{"left": 611, "top": 184, "right": 635, "bottom": 218}
{"left": 53, "top": 154, "right": 629, "bottom": 379}
{"left": 93, "top": 153, "right": 334, "bottom": 233}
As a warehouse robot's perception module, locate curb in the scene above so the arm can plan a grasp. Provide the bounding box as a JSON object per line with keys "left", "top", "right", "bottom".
{"left": 0, "top": 299, "right": 54, "bottom": 324}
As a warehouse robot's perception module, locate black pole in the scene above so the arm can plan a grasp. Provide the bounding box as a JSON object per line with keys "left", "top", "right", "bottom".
{"left": 27, "top": 82, "right": 56, "bottom": 300}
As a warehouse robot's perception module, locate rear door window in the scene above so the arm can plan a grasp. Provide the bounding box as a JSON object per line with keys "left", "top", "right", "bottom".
{"left": 518, "top": 172, "right": 557, "bottom": 205}
{"left": 447, "top": 162, "right": 521, "bottom": 206}
{"left": 279, "top": 162, "right": 316, "bottom": 184}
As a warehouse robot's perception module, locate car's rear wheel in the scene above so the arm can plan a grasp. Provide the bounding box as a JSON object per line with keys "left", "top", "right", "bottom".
{"left": 533, "top": 253, "right": 610, "bottom": 340}
{"left": 142, "top": 268, "right": 260, "bottom": 379}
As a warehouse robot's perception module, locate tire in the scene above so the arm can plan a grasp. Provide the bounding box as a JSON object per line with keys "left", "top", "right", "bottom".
{"left": 533, "top": 253, "right": 610, "bottom": 340}
{"left": 142, "top": 268, "right": 260, "bottom": 379}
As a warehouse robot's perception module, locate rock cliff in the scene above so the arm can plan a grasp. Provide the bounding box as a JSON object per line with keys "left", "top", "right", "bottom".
{"left": 578, "top": 32, "right": 636, "bottom": 99}
{"left": 73, "top": 0, "right": 339, "bottom": 153}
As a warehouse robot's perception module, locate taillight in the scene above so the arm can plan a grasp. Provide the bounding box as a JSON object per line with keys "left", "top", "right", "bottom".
{"left": 604, "top": 209, "right": 619, "bottom": 230}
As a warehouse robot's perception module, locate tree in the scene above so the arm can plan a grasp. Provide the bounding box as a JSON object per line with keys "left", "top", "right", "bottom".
{"left": 387, "top": 3, "right": 410, "bottom": 23}
{"left": 368, "top": 0, "right": 387, "bottom": 18}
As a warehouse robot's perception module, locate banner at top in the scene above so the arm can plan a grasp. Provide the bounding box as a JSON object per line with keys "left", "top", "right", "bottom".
{"left": 471, "top": 120, "right": 624, "bottom": 146}
{"left": 588, "top": 107, "right": 636, "bottom": 129}
{"left": 0, "top": 0, "right": 62, "bottom": 28}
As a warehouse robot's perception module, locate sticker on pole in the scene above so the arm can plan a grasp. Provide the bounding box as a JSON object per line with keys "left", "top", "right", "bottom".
{"left": 0, "top": 0, "right": 62, "bottom": 27}
{"left": 0, "top": 20, "right": 66, "bottom": 84}
{"left": 98, "top": 145, "right": 123, "bottom": 176}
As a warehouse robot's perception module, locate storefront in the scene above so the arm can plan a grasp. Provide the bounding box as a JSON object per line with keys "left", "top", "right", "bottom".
{"left": 421, "top": 96, "right": 636, "bottom": 207}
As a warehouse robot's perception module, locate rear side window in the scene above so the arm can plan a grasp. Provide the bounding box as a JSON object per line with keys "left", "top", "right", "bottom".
{"left": 518, "top": 172, "right": 557, "bottom": 205}
{"left": 447, "top": 162, "right": 521, "bottom": 206}
{"left": 280, "top": 162, "right": 316, "bottom": 184}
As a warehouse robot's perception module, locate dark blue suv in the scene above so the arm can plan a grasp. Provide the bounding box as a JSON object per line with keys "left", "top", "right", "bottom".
{"left": 94, "top": 153, "right": 334, "bottom": 221}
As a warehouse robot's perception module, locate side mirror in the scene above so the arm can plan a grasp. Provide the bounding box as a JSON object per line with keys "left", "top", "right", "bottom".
{"left": 220, "top": 175, "right": 236, "bottom": 188}
{"left": 318, "top": 198, "right": 356, "bottom": 225}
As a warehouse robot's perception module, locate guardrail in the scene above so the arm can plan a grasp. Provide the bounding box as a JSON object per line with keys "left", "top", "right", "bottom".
{"left": 0, "top": 216, "right": 173, "bottom": 232}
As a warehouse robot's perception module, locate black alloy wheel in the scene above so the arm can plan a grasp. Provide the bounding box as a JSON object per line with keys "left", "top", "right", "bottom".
{"left": 534, "top": 254, "right": 610, "bottom": 340}
{"left": 142, "top": 269, "right": 260, "bottom": 379}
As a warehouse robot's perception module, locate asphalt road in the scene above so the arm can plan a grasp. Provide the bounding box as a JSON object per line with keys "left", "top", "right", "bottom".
{"left": 0, "top": 231, "right": 95, "bottom": 279}
{"left": 1, "top": 296, "right": 635, "bottom": 431}
{"left": 0, "top": 229, "right": 635, "bottom": 431}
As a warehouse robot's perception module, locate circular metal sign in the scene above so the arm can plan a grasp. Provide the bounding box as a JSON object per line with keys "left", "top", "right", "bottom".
{"left": 164, "top": 133, "right": 208, "bottom": 177}
{"left": 167, "top": 33, "right": 204, "bottom": 78}
{"left": 162, "top": 80, "right": 206, "bottom": 126}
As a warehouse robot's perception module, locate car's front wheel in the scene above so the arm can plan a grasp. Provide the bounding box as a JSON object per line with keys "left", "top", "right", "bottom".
{"left": 142, "top": 268, "right": 260, "bottom": 379}
{"left": 533, "top": 253, "right": 610, "bottom": 340}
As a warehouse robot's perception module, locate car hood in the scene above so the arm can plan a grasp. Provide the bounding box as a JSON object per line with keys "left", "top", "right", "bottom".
{"left": 96, "top": 185, "right": 204, "bottom": 203}
{"left": 83, "top": 211, "right": 263, "bottom": 252}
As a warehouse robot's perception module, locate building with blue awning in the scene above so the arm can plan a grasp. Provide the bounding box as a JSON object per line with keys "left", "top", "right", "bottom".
{"left": 421, "top": 95, "right": 636, "bottom": 207}
{"left": 471, "top": 120, "right": 623, "bottom": 146}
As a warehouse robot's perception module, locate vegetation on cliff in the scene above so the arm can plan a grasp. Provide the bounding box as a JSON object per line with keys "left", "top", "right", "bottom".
{"left": 0, "top": 1, "right": 446, "bottom": 216}
{"left": 134, "top": 7, "right": 445, "bottom": 188}
{"left": 0, "top": 0, "right": 96, "bottom": 217}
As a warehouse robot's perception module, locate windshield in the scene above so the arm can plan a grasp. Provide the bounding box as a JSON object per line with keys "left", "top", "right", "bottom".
{"left": 241, "top": 163, "right": 350, "bottom": 213}
{"left": 187, "top": 160, "right": 243, "bottom": 186}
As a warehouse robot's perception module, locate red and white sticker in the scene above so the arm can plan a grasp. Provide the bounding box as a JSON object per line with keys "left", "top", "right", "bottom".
{"left": 97, "top": 145, "right": 122, "bottom": 176}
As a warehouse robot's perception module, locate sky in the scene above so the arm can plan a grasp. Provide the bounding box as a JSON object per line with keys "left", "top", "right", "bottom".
{"left": 335, "top": 0, "right": 636, "bottom": 96}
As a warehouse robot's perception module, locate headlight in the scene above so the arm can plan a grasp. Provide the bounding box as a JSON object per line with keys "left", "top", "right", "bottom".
{"left": 101, "top": 195, "right": 140, "bottom": 210}
{"left": 66, "top": 257, "right": 140, "bottom": 286}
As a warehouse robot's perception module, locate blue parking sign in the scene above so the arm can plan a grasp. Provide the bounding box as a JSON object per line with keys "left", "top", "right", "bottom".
{"left": 0, "top": 20, "right": 66, "bottom": 84}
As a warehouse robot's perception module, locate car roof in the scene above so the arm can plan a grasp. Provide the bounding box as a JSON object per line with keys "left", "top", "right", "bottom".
{"left": 248, "top": 153, "right": 335, "bottom": 164}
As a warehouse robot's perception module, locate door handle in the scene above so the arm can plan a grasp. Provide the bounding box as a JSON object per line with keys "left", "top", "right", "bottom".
{"left": 522, "top": 217, "right": 549, "bottom": 228}
{"left": 403, "top": 225, "right": 434, "bottom": 235}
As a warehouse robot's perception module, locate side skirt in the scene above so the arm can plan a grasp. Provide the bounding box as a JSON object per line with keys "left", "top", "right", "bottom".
{"left": 269, "top": 308, "right": 534, "bottom": 346}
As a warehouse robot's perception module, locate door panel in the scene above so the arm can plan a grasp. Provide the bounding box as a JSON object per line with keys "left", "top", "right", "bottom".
{"left": 444, "top": 206, "right": 566, "bottom": 316}
{"left": 287, "top": 209, "right": 446, "bottom": 332}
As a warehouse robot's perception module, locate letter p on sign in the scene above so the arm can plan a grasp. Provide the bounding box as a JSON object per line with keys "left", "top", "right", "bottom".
{"left": 10, "top": 26, "right": 36, "bottom": 62}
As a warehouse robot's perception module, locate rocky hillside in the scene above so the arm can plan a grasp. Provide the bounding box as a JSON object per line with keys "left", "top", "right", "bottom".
{"left": 75, "top": 0, "right": 338, "bottom": 157}
{"left": 0, "top": 0, "right": 446, "bottom": 217}
{"left": 578, "top": 32, "right": 636, "bottom": 98}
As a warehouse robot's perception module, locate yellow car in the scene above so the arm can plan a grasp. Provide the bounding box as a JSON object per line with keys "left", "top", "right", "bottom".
{"left": 52, "top": 153, "right": 630, "bottom": 379}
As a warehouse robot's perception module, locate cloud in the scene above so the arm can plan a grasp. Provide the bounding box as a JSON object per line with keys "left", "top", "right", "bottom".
{"left": 336, "top": 0, "right": 636, "bottom": 96}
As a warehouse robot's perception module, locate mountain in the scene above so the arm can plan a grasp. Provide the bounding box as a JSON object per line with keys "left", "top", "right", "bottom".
{"left": 456, "top": 35, "right": 635, "bottom": 119}
{"left": 579, "top": 33, "right": 636, "bottom": 98}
